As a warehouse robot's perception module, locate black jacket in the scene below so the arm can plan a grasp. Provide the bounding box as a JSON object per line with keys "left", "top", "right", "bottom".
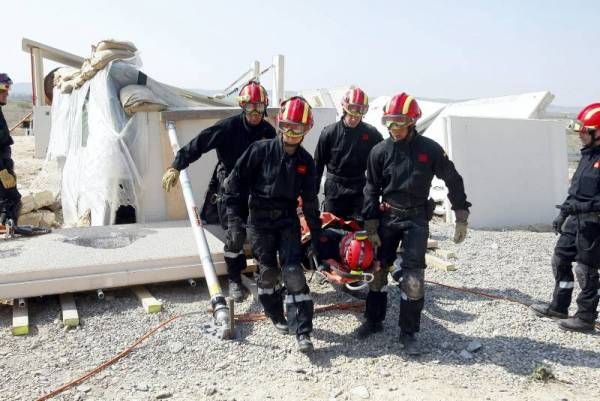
{"left": 561, "top": 145, "right": 600, "bottom": 213}
{"left": 225, "top": 137, "right": 321, "bottom": 233}
{"left": 363, "top": 130, "right": 471, "bottom": 220}
{"left": 171, "top": 113, "right": 276, "bottom": 173}
{"left": 314, "top": 119, "right": 383, "bottom": 198}
{"left": 0, "top": 108, "right": 14, "bottom": 171}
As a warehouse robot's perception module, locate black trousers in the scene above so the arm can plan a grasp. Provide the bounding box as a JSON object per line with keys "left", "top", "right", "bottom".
{"left": 365, "top": 214, "right": 429, "bottom": 334}
{"left": 247, "top": 212, "right": 313, "bottom": 335}
{"left": 551, "top": 215, "right": 600, "bottom": 322}
{"left": 322, "top": 194, "right": 364, "bottom": 221}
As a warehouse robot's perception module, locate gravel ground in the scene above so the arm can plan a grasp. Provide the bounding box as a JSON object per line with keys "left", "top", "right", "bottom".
{"left": 1, "top": 220, "right": 599, "bottom": 401}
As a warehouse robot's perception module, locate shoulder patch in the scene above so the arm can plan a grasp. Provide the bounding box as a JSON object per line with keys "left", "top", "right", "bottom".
{"left": 361, "top": 133, "right": 369, "bottom": 141}
{"left": 418, "top": 153, "right": 429, "bottom": 163}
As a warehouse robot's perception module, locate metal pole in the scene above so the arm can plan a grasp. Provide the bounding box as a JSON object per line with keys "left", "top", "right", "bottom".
{"left": 251, "top": 61, "right": 260, "bottom": 82}
{"left": 165, "top": 121, "right": 232, "bottom": 338}
{"left": 272, "top": 55, "right": 284, "bottom": 106}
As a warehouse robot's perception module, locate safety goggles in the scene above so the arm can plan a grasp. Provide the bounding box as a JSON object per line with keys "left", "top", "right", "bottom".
{"left": 567, "top": 120, "right": 596, "bottom": 135}
{"left": 382, "top": 115, "right": 415, "bottom": 129}
{"left": 0, "top": 83, "right": 10, "bottom": 92}
{"left": 344, "top": 104, "right": 368, "bottom": 117}
{"left": 278, "top": 121, "right": 308, "bottom": 137}
{"left": 242, "top": 102, "right": 266, "bottom": 114}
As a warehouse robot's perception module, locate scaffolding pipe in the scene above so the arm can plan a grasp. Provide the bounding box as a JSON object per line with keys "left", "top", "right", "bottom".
{"left": 165, "top": 121, "right": 232, "bottom": 339}
{"left": 272, "top": 55, "right": 285, "bottom": 106}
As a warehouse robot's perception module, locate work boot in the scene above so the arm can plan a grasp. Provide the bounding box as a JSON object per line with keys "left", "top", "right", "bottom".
{"left": 297, "top": 334, "right": 314, "bottom": 353}
{"left": 228, "top": 280, "right": 247, "bottom": 303}
{"left": 558, "top": 317, "right": 595, "bottom": 333}
{"left": 399, "top": 332, "right": 421, "bottom": 356}
{"left": 271, "top": 316, "right": 289, "bottom": 335}
{"left": 529, "top": 303, "right": 568, "bottom": 319}
{"left": 355, "top": 320, "right": 383, "bottom": 340}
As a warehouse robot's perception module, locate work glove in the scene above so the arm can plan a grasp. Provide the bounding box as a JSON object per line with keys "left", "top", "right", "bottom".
{"left": 0, "top": 169, "right": 16, "bottom": 189}
{"left": 161, "top": 167, "right": 180, "bottom": 192}
{"left": 364, "top": 219, "right": 381, "bottom": 249}
{"left": 453, "top": 209, "right": 469, "bottom": 244}
{"left": 552, "top": 211, "right": 567, "bottom": 235}
{"left": 226, "top": 215, "right": 246, "bottom": 253}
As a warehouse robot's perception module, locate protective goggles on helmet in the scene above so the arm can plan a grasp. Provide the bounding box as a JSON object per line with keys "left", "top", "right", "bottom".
{"left": 344, "top": 103, "right": 368, "bottom": 117}
{"left": 382, "top": 115, "right": 415, "bottom": 129}
{"left": 0, "top": 83, "right": 10, "bottom": 92}
{"left": 278, "top": 121, "right": 308, "bottom": 137}
{"left": 567, "top": 120, "right": 596, "bottom": 135}
{"left": 242, "top": 102, "right": 266, "bottom": 114}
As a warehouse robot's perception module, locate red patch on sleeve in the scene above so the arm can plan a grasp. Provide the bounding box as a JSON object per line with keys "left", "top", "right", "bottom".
{"left": 361, "top": 133, "right": 369, "bottom": 141}
{"left": 594, "top": 160, "right": 600, "bottom": 169}
{"left": 417, "top": 153, "right": 429, "bottom": 163}
{"left": 296, "top": 164, "right": 307, "bottom": 175}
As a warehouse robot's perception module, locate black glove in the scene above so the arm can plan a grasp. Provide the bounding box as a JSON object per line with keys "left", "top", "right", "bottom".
{"left": 226, "top": 215, "right": 246, "bottom": 253}
{"left": 552, "top": 212, "right": 567, "bottom": 235}
{"left": 559, "top": 203, "right": 580, "bottom": 216}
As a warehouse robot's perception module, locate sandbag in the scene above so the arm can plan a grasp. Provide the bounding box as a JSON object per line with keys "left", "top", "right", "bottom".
{"left": 120, "top": 85, "right": 167, "bottom": 115}
{"left": 54, "top": 67, "right": 79, "bottom": 85}
{"left": 91, "top": 49, "right": 136, "bottom": 70}
{"left": 94, "top": 39, "right": 137, "bottom": 53}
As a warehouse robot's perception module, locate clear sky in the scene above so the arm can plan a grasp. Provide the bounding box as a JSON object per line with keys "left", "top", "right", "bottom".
{"left": 3, "top": 0, "right": 599, "bottom": 106}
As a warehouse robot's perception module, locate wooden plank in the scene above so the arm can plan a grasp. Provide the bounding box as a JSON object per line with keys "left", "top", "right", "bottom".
{"left": 427, "top": 239, "right": 439, "bottom": 249}
{"left": 159, "top": 123, "right": 187, "bottom": 220}
{"left": 434, "top": 249, "right": 456, "bottom": 259}
{"left": 425, "top": 253, "right": 456, "bottom": 272}
{"left": 59, "top": 293, "right": 80, "bottom": 328}
{"left": 132, "top": 286, "right": 162, "bottom": 314}
{"left": 12, "top": 301, "right": 29, "bottom": 336}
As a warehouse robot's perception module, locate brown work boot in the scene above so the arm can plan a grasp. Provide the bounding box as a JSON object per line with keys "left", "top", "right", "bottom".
{"left": 558, "top": 317, "right": 595, "bottom": 333}
{"left": 529, "top": 303, "right": 568, "bottom": 319}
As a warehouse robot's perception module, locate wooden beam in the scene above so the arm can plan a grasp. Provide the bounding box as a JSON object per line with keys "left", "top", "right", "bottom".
{"left": 425, "top": 253, "right": 456, "bottom": 272}
{"left": 132, "top": 286, "right": 162, "bottom": 314}
{"left": 427, "top": 239, "right": 439, "bottom": 249}
{"left": 59, "top": 293, "right": 80, "bottom": 328}
{"left": 12, "top": 301, "right": 29, "bottom": 336}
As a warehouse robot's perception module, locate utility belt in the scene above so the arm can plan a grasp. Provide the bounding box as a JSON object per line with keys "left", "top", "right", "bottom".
{"left": 326, "top": 172, "right": 365, "bottom": 185}
{"left": 380, "top": 201, "right": 427, "bottom": 219}
{"left": 249, "top": 207, "right": 294, "bottom": 221}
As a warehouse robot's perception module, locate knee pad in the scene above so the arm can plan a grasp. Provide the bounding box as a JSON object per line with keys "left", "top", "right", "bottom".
{"left": 258, "top": 265, "right": 280, "bottom": 289}
{"left": 282, "top": 264, "right": 307, "bottom": 293}
{"left": 400, "top": 269, "right": 424, "bottom": 300}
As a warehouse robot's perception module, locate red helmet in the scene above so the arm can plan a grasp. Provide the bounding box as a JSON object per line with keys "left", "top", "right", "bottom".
{"left": 381, "top": 92, "right": 421, "bottom": 128}
{"left": 568, "top": 103, "right": 600, "bottom": 137}
{"left": 340, "top": 231, "right": 374, "bottom": 271}
{"left": 277, "top": 96, "right": 314, "bottom": 137}
{"left": 342, "top": 87, "right": 369, "bottom": 116}
{"left": 238, "top": 80, "right": 269, "bottom": 108}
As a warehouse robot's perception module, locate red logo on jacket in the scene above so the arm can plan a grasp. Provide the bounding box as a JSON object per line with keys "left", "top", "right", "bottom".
{"left": 296, "top": 164, "right": 307, "bottom": 175}
{"left": 417, "top": 153, "right": 429, "bottom": 163}
{"left": 594, "top": 160, "right": 600, "bottom": 169}
{"left": 361, "top": 133, "right": 369, "bottom": 141}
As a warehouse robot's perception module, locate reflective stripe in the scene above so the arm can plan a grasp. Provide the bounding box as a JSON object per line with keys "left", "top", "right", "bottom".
{"left": 285, "top": 293, "right": 312, "bottom": 303}
{"left": 224, "top": 250, "right": 244, "bottom": 258}
{"left": 584, "top": 107, "right": 600, "bottom": 121}
{"left": 402, "top": 96, "right": 414, "bottom": 115}
{"left": 597, "top": 289, "right": 600, "bottom": 296}
{"left": 559, "top": 281, "right": 575, "bottom": 289}
{"left": 302, "top": 102, "right": 310, "bottom": 124}
{"left": 257, "top": 287, "right": 274, "bottom": 295}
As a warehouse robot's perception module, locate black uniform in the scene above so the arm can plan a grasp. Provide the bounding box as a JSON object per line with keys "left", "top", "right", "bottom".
{"left": 0, "top": 107, "right": 21, "bottom": 224}
{"left": 315, "top": 120, "right": 383, "bottom": 220}
{"left": 171, "top": 113, "right": 276, "bottom": 283}
{"left": 551, "top": 144, "right": 600, "bottom": 323}
{"left": 225, "top": 137, "right": 322, "bottom": 335}
{"left": 363, "top": 129, "right": 470, "bottom": 334}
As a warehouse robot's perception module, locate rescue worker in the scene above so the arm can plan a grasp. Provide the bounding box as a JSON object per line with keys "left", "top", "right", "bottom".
{"left": 530, "top": 103, "right": 600, "bottom": 333}
{"left": 161, "top": 81, "right": 276, "bottom": 302}
{"left": 224, "top": 96, "right": 322, "bottom": 353}
{"left": 0, "top": 73, "right": 21, "bottom": 226}
{"left": 359, "top": 93, "right": 471, "bottom": 355}
{"left": 314, "top": 87, "right": 383, "bottom": 220}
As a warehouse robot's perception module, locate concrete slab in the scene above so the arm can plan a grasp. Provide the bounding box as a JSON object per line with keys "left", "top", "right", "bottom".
{"left": 0, "top": 220, "right": 227, "bottom": 299}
